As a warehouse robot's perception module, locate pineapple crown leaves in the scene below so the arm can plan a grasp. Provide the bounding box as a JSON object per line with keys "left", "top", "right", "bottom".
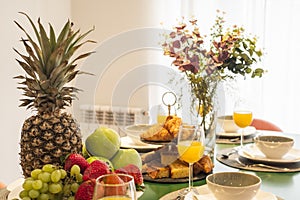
{"left": 14, "top": 12, "right": 95, "bottom": 112}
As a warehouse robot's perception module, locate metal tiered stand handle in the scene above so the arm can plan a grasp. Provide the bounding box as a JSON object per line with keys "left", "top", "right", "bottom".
{"left": 162, "top": 91, "right": 177, "bottom": 116}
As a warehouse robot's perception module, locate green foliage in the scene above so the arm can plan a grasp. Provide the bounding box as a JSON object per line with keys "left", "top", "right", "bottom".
{"left": 14, "top": 12, "right": 95, "bottom": 113}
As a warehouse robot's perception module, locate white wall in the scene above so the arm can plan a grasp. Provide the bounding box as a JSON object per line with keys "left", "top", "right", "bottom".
{"left": 0, "top": 0, "right": 71, "bottom": 184}
{"left": 70, "top": 0, "right": 183, "bottom": 128}
{"left": 0, "top": 0, "right": 177, "bottom": 185}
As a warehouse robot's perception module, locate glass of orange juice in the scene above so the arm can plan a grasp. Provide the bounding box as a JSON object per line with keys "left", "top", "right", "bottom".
{"left": 177, "top": 124, "right": 205, "bottom": 198}
{"left": 233, "top": 100, "right": 253, "bottom": 148}
{"left": 156, "top": 104, "right": 168, "bottom": 124}
{"left": 93, "top": 173, "right": 136, "bottom": 200}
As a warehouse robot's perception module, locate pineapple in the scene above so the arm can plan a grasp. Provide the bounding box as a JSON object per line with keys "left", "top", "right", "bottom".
{"left": 14, "top": 12, "right": 95, "bottom": 177}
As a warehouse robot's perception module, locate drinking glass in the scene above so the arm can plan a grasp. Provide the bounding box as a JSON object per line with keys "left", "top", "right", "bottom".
{"left": 93, "top": 173, "right": 136, "bottom": 200}
{"left": 233, "top": 101, "right": 253, "bottom": 148}
{"left": 177, "top": 124, "right": 205, "bottom": 199}
{"left": 156, "top": 104, "right": 168, "bottom": 124}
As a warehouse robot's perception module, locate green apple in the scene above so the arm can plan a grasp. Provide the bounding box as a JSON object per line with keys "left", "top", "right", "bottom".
{"left": 110, "top": 149, "right": 142, "bottom": 170}
{"left": 85, "top": 127, "right": 121, "bottom": 159}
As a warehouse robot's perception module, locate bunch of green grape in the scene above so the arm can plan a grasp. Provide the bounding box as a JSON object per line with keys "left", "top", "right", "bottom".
{"left": 19, "top": 164, "right": 83, "bottom": 200}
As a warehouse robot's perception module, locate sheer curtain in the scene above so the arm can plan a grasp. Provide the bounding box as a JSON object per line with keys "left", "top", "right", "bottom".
{"left": 233, "top": 0, "right": 300, "bottom": 133}
{"left": 262, "top": 0, "right": 300, "bottom": 133}
{"left": 172, "top": 0, "right": 300, "bottom": 133}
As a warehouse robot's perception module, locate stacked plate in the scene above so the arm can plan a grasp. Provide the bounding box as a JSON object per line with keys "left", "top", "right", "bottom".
{"left": 120, "top": 124, "right": 162, "bottom": 152}
{"left": 239, "top": 143, "right": 300, "bottom": 166}
{"left": 216, "top": 126, "right": 257, "bottom": 144}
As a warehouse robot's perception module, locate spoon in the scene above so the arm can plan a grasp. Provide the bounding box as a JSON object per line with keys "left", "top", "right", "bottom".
{"left": 221, "top": 149, "right": 238, "bottom": 159}
{"left": 229, "top": 137, "right": 240, "bottom": 142}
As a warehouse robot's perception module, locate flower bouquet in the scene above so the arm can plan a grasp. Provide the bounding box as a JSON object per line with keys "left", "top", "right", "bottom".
{"left": 162, "top": 11, "right": 265, "bottom": 134}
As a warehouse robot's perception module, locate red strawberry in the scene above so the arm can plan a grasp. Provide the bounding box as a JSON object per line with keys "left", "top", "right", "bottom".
{"left": 64, "top": 153, "right": 89, "bottom": 173}
{"left": 115, "top": 164, "right": 143, "bottom": 186}
{"left": 83, "top": 160, "right": 110, "bottom": 181}
{"left": 103, "top": 174, "right": 126, "bottom": 196}
{"left": 75, "top": 179, "right": 95, "bottom": 200}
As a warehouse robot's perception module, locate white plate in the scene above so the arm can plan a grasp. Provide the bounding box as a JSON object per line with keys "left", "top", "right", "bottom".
{"left": 121, "top": 136, "right": 162, "bottom": 151}
{"left": 217, "top": 126, "right": 257, "bottom": 138}
{"left": 7, "top": 178, "right": 24, "bottom": 200}
{"left": 160, "top": 184, "right": 277, "bottom": 200}
{"left": 239, "top": 144, "right": 300, "bottom": 164}
{"left": 7, "top": 178, "right": 144, "bottom": 200}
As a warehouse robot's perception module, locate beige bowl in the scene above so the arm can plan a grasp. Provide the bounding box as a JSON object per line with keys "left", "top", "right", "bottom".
{"left": 254, "top": 135, "right": 294, "bottom": 159}
{"left": 217, "top": 115, "right": 239, "bottom": 132}
{"left": 206, "top": 172, "right": 261, "bottom": 200}
{"left": 124, "top": 124, "right": 153, "bottom": 139}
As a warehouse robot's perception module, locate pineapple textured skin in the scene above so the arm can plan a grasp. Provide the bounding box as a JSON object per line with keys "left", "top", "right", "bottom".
{"left": 20, "top": 111, "right": 82, "bottom": 177}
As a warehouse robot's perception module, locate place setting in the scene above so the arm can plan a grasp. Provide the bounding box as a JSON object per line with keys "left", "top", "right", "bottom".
{"left": 216, "top": 126, "right": 257, "bottom": 144}
{"left": 216, "top": 113, "right": 258, "bottom": 144}
{"left": 217, "top": 134, "right": 300, "bottom": 172}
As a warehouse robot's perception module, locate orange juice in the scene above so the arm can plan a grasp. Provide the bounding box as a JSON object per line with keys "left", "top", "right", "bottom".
{"left": 157, "top": 115, "right": 167, "bottom": 124}
{"left": 177, "top": 141, "right": 205, "bottom": 163}
{"left": 233, "top": 111, "right": 253, "bottom": 128}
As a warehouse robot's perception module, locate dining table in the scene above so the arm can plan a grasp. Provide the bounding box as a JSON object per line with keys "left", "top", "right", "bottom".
{"left": 1, "top": 130, "right": 299, "bottom": 200}
{"left": 138, "top": 130, "right": 300, "bottom": 200}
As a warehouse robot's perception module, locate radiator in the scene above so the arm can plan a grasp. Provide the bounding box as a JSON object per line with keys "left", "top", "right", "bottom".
{"left": 79, "top": 105, "right": 148, "bottom": 127}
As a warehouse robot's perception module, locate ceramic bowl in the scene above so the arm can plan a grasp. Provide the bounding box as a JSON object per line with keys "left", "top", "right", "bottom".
{"left": 124, "top": 124, "right": 153, "bottom": 139}
{"left": 206, "top": 172, "right": 261, "bottom": 200}
{"left": 254, "top": 135, "right": 294, "bottom": 159}
{"left": 217, "top": 115, "right": 239, "bottom": 132}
